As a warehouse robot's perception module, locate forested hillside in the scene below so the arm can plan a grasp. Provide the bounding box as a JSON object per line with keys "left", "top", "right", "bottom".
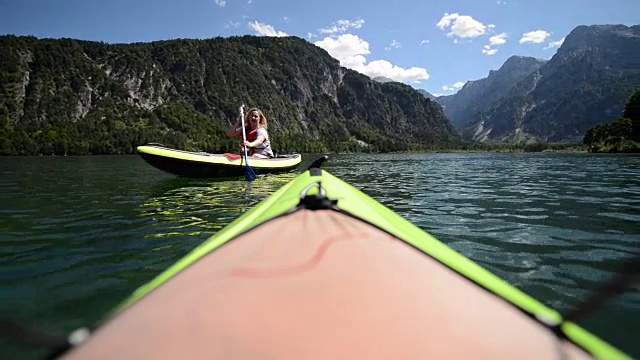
{"left": 0, "top": 35, "right": 461, "bottom": 155}
{"left": 583, "top": 87, "right": 640, "bottom": 152}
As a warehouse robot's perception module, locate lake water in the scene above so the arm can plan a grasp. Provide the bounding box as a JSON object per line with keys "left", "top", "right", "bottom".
{"left": 1, "top": 152, "right": 639, "bottom": 359}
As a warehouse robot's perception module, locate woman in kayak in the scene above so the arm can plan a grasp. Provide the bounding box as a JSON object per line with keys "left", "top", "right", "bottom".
{"left": 227, "top": 107, "right": 274, "bottom": 158}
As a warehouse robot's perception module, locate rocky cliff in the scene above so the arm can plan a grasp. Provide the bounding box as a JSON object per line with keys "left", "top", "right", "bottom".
{"left": 460, "top": 25, "right": 640, "bottom": 142}
{"left": 435, "top": 56, "right": 547, "bottom": 129}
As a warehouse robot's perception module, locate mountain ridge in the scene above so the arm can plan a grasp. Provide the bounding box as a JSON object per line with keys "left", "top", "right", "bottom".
{"left": 435, "top": 55, "right": 547, "bottom": 130}
{"left": 454, "top": 24, "right": 640, "bottom": 142}
{"left": 0, "top": 34, "right": 462, "bottom": 155}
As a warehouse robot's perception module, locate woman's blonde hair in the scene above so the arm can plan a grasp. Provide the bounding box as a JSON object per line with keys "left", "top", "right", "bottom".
{"left": 244, "top": 108, "right": 268, "bottom": 129}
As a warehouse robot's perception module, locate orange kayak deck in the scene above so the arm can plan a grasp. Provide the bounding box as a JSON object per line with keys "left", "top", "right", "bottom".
{"left": 62, "top": 209, "right": 591, "bottom": 359}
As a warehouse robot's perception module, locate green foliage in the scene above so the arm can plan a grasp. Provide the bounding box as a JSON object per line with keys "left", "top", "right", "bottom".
{"left": 583, "top": 117, "right": 638, "bottom": 153}
{"left": 622, "top": 87, "right": 640, "bottom": 143}
{"left": 455, "top": 138, "right": 588, "bottom": 153}
{"left": 583, "top": 87, "right": 640, "bottom": 153}
{"left": 622, "top": 87, "right": 640, "bottom": 121}
{"left": 0, "top": 35, "right": 463, "bottom": 155}
{"left": 522, "top": 139, "right": 548, "bottom": 152}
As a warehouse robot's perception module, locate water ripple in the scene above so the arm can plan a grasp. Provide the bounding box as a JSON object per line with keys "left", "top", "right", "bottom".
{"left": 327, "top": 154, "right": 640, "bottom": 325}
{"left": 1, "top": 153, "right": 639, "bottom": 359}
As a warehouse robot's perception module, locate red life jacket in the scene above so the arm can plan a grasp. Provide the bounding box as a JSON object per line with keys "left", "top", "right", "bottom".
{"left": 246, "top": 129, "right": 257, "bottom": 142}
{"left": 242, "top": 129, "right": 258, "bottom": 156}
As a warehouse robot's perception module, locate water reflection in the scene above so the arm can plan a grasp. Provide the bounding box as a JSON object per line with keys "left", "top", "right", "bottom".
{"left": 138, "top": 173, "right": 299, "bottom": 243}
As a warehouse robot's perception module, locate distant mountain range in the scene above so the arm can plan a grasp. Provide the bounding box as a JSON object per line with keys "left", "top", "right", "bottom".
{"left": 435, "top": 56, "right": 547, "bottom": 130}
{"left": 1, "top": 24, "right": 638, "bottom": 155}
{"left": 432, "top": 24, "right": 640, "bottom": 142}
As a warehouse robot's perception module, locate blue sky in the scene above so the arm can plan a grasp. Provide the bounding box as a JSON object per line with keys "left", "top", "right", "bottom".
{"left": 1, "top": 0, "right": 638, "bottom": 95}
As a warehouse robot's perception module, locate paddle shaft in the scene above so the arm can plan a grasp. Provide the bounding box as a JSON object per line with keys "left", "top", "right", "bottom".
{"left": 239, "top": 105, "right": 256, "bottom": 181}
{"left": 240, "top": 105, "right": 248, "bottom": 156}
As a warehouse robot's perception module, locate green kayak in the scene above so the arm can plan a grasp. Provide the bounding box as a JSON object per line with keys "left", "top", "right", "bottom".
{"left": 56, "top": 157, "right": 631, "bottom": 360}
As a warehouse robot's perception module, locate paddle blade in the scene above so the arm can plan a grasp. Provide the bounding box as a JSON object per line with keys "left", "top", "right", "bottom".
{"left": 245, "top": 165, "right": 257, "bottom": 181}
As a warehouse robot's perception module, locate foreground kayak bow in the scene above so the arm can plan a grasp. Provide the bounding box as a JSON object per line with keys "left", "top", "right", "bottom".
{"left": 55, "top": 157, "right": 631, "bottom": 360}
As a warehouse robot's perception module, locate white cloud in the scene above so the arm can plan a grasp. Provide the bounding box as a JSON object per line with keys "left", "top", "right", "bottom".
{"left": 482, "top": 45, "right": 498, "bottom": 55}
{"left": 519, "top": 30, "right": 551, "bottom": 44}
{"left": 482, "top": 32, "right": 507, "bottom": 55}
{"left": 436, "top": 13, "right": 487, "bottom": 39}
{"left": 545, "top": 37, "right": 565, "bottom": 49}
{"left": 282, "top": 16, "right": 289, "bottom": 22}
{"left": 307, "top": 32, "right": 316, "bottom": 40}
{"left": 496, "top": 0, "right": 506, "bottom": 4}
{"left": 248, "top": 21, "right": 288, "bottom": 37}
{"left": 419, "top": 39, "right": 430, "bottom": 46}
{"left": 320, "top": 19, "right": 365, "bottom": 34}
{"left": 489, "top": 33, "right": 507, "bottom": 46}
{"left": 442, "top": 82, "right": 465, "bottom": 92}
{"left": 365, "top": 60, "right": 429, "bottom": 82}
{"left": 314, "top": 34, "right": 429, "bottom": 83}
{"left": 385, "top": 40, "right": 401, "bottom": 50}
{"left": 436, "top": 13, "right": 457, "bottom": 29}
{"left": 315, "top": 34, "right": 370, "bottom": 67}
{"left": 214, "top": 0, "right": 226, "bottom": 6}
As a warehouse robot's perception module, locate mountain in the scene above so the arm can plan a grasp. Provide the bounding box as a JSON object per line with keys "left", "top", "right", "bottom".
{"left": 0, "top": 35, "right": 461, "bottom": 155}
{"left": 416, "top": 89, "right": 436, "bottom": 100}
{"left": 434, "top": 56, "right": 547, "bottom": 129}
{"left": 463, "top": 24, "right": 640, "bottom": 142}
{"left": 371, "top": 77, "right": 437, "bottom": 101}
{"left": 372, "top": 76, "right": 395, "bottom": 83}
